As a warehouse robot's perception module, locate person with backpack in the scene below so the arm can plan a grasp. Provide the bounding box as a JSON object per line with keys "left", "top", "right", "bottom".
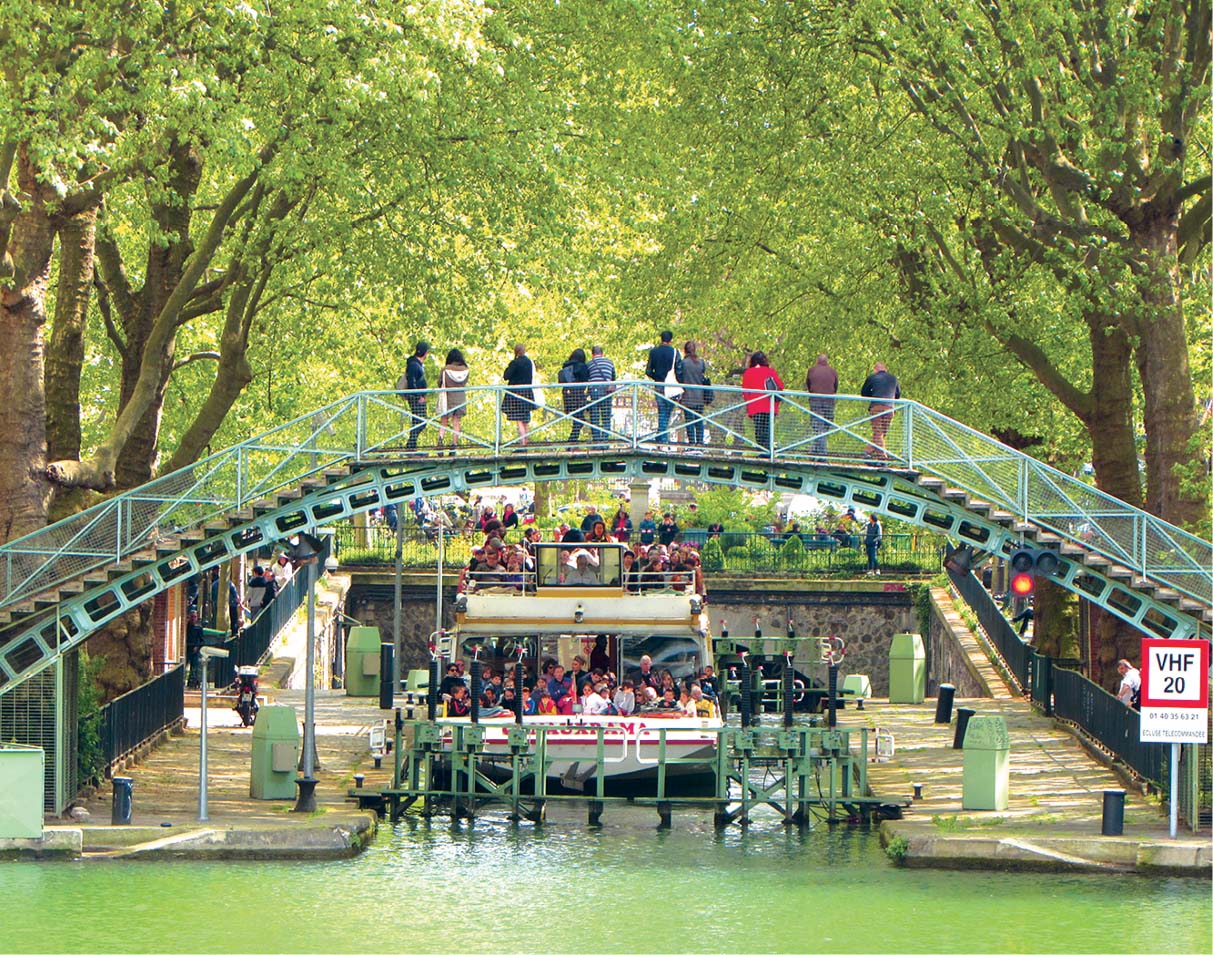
{"left": 396, "top": 340, "right": 430, "bottom": 451}
{"left": 559, "top": 348, "right": 591, "bottom": 444}
{"left": 435, "top": 348, "right": 469, "bottom": 455}
{"left": 1116, "top": 659, "right": 1142, "bottom": 709}
{"left": 740, "top": 350, "right": 784, "bottom": 454}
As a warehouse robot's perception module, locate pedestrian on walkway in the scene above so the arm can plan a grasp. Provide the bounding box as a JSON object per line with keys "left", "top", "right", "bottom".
{"left": 1116, "top": 659, "right": 1141, "bottom": 709}
{"left": 435, "top": 348, "right": 469, "bottom": 455}
{"left": 805, "top": 353, "right": 838, "bottom": 458}
{"left": 860, "top": 361, "right": 900, "bottom": 461}
{"left": 864, "top": 513, "right": 883, "bottom": 575}
{"left": 559, "top": 348, "right": 590, "bottom": 444}
{"left": 502, "top": 343, "right": 536, "bottom": 447}
{"left": 645, "top": 330, "right": 682, "bottom": 444}
{"left": 679, "top": 341, "right": 709, "bottom": 447}
{"left": 586, "top": 345, "right": 617, "bottom": 447}
{"left": 740, "top": 351, "right": 784, "bottom": 454}
{"left": 397, "top": 340, "right": 431, "bottom": 452}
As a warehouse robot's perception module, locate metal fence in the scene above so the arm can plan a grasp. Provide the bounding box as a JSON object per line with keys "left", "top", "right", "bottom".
{"left": 947, "top": 568, "right": 1032, "bottom": 690}
{"left": 98, "top": 663, "right": 185, "bottom": 772}
{"left": 211, "top": 544, "right": 324, "bottom": 687}
{"left": 1051, "top": 665, "right": 1166, "bottom": 787}
{"left": 948, "top": 567, "right": 1170, "bottom": 789}
{"left": 0, "top": 385, "right": 1206, "bottom": 612}
{"left": 333, "top": 523, "right": 942, "bottom": 576}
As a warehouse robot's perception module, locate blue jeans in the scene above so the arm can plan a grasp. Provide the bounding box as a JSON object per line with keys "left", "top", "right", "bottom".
{"left": 809, "top": 398, "right": 834, "bottom": 456}
{"left": 865, "top": 542, "right": 880, "bottom": 572}
{"left": 683, "top": 406, "right": 704, "bottom": 445}
{"left": 656, "top": 395, "right": 676, "bottom": 442}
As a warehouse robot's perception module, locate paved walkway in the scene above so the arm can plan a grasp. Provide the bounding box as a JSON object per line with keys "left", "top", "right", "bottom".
{"left": 855, "top": 696, "right": 1211, "bottom": 872}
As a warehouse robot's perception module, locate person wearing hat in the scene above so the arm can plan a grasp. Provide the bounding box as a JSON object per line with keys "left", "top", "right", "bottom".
{"left": 397, "top": 340, "right": 431, "bottom": 451}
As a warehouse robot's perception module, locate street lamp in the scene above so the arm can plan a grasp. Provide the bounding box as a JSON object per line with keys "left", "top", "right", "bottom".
{"left": 292, "top": 527, "right": 334, "bottom": 813}
{"left": 197, "top": 645, "right": 229, "bottom": 822}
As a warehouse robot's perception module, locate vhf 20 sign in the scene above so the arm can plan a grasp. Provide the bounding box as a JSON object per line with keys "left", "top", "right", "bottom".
{"left": 1139, "top": 639, "right": 1209, "bottom": 744}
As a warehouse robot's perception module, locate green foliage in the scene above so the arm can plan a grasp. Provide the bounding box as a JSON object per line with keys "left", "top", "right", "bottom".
{"left": 778, "top": 533, "right": 806, "bottom": 569}
{"left": 725, "top": 546, "right": 750, "bottom": 563}
{"left": 686, "top": 488, "right": 776, "bottom": 534}
{"left": 76, "top": 651, "right": 106, "bottom": 787}
{"left": 884, "top": 835, "right": 910, "bottom": 864}
{"left": 700, "top": 537, "right": 725, "bottom": 572}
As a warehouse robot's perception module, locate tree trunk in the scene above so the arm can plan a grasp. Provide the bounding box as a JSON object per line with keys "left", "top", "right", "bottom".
{"left": 1131, "top": 217, "right": 1202, "bottom": 527}
{"left": 1085, "top": 320, "right": 1142, "bottom": 508}
{"left": 45, "top": 204, "right": 98, "bottom": 465}
{"left": 0, "top": 152, "right": 56, "bottom": 543}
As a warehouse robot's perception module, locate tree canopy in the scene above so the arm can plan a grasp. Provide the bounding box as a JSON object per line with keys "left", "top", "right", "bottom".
{"left": 1, "top": 0, "right": 1208, "bottom": 544}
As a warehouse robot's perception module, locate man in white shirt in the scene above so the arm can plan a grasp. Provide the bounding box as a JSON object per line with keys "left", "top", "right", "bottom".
{"left": 1116, "top": 659, "right": 1141, "bottom": 708}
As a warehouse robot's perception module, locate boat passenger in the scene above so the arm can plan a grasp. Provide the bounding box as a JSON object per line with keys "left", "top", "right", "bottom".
{"left": 613, "top": 680, "right": 636, "bottom": 716}
{"left": 583, "top": 683, "right": 611, "bottom": 715}
{"left": 656, "top": 688, "right": 679, "bottom": 710}
{"left": 589, "top": 635, "right": 611, "bottom": 672}
{"left": 622, "top": 550, "right": 641, "bottom": 593}
{"left": 536, "top": 688, "right": 557, "bottom": 715}
{"left": 698, "top": 666, "right": 719, "bottom": 699}
{"left": 546, "top": 665, "right": 572, "bottom": 705}
{"left": 479, "top": 686, "right": 509, "bottom": 718}
{"left": 439, "top": 664, "right": 465, "bottom": 698}
{"left": 564, "top": 551, "right": 600, "bottom": 585}
{"left": 630, "top": 654, "right": 659, "bottom": 690}
{"left": 448, "top": 684, "right": 471, "bottom": 717}
{"left": 658, "top": 670, "right": 677, "bottom": 698}
{"left": 586, "top": 520, "right": 612, "bottom": 544}
{"left": 521, "top": 686, "right": 537, "bottom": 715}
{"left": 691, "top": 684, "right": 715, "bottom": 718}
{"left": 679, "top": 687, "right": 698, "bottom": 717}
{"left": 639, "top": 554, "right": 667, "bottom": 592}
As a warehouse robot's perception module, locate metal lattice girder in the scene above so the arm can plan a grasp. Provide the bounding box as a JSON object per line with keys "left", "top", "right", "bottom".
{"left": 0, "top": 451, "right": 1206, "bottom": 698}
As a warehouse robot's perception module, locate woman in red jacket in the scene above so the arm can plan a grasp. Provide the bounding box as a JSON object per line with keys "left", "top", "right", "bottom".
{"left": 740, "top": 351, "right": 784, "bottom": 454}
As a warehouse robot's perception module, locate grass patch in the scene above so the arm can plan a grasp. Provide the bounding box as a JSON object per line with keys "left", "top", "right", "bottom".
{"left": 885, "top": 835, "right": 910, "bottom": 864}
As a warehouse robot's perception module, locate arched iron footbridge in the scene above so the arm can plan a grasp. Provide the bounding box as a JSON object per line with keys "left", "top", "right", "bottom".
{"left": 1, "top": 384, "right": 1209, "bottom": 698}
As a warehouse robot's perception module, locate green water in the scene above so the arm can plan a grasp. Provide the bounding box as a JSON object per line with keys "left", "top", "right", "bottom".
{"left": 2, "top": 809, "right": 1209, "bottom": 954}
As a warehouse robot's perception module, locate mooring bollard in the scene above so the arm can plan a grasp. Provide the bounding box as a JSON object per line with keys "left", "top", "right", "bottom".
{"left": 913, "top": 782, "right": 923, "bottom": 801}
{"left": 354, "top": 774, "right": 365, "bottom": 789}
{"left": 953, "top": 707, "right": 976, "bottom": 749}
{"left": 934, "top": 684, "right": 956, "bottom": 724}
{"left": 1101, "top": 789, "right": 1126, "bottom": 836}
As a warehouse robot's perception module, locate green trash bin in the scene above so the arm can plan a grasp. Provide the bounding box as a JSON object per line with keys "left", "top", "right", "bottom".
{"left": 250, "top": 705, "right": 299, "bottom": 799}
{"left": 962, "top": 714, "right": 1010, "bottom": 811}
{"left": 888, "top": 632, "right": 925, "bottom": 703}
{"left": 0, "top": 743, "right": 44, "bottom": 838}
{"left": 345, "top": 626, "right": 383, "bottom": 697}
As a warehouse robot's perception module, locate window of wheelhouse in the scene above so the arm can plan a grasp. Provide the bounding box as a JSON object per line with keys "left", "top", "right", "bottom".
{"left": 535, "top": 543, "right": 624, "bottom": 588}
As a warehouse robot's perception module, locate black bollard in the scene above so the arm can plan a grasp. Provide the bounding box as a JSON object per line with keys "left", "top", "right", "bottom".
{"left": 1101, "top": 789, "right": 1126, "bottom": 836}
{"left": 827, "top": 663, "right": 839, "bottom": 728}
{"left": 934, "top": 684, "right": 956, "bottom": 725}
{"left": 427, "top": 657, "right": 440, "bottom": 721}
{"left": 379, "top": 643, "right": 395, "bottom": 710}
{"left": 739, "top": 661, "right": 752, "bottom": 728}
{"left": 953, "top": 707, "right": 976, "bottom": 749}
{"left": 782, "top": 655, "right": 795, "bottom": 728}
{"left": 470, "top": 659, "right": 482, "bottom": 724}
{"left": 111, "top": 776, "right": 133, "bottom": 825}
{"left": 354, "top": 774, "right": 365, "bottom": 789}
{"left": 913, "top": 782, "right": 923, "bottom": 801}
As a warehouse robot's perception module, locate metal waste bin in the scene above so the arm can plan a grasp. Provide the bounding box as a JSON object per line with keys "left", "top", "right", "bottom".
{"left": 888, "top": 633, "right": 926, "bottom": 703}
{"left": 962, "top": 715, "right": 1010, "bottom": 810}
{"left": 111, "top": 776, "right": 133, "bottom": 825}
{"left": 249, "top": 705, "right": 300, "bottom": 799}
{"left": 344, "top": 626, "right": 383, "bottom": 697}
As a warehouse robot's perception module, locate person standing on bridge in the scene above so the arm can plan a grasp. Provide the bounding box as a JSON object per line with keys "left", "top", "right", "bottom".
{"left": 645, "top": 329, "right": 683, "bottom": 444}
{"left": 741, "top": 351, "right": 784, "bottom": 455}
{"left": 502, "top": 343, "right": 536, "bottom": 447}
{"left": 586, "top": 345, "right": 617, "bottom": 447}
{"left": 397, "top": 340, "right": 431, "bottom": 452}
{"left": 679, "top": 341, "right": 709, "bottom": 447}
{"left": 435, "top": 348, "right": 469, "bottom": 455}
{"left": 864, "top": 512, "right": 883, "bottom": 575}
{"left": 559, "top": 348, "right": 591, "bottom": 444}
{"left": 805, "top": 353, "right": 839, "bottom": 458}
{"left": 860, "top": 361, "right": 900, "bottom": 462}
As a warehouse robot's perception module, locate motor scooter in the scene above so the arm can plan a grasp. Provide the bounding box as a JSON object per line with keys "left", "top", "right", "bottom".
{"left": 234, "top": 666, "right": 260, "bottom": 727}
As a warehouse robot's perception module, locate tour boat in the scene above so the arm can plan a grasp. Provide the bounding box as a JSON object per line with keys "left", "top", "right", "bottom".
{"left": 438, "top": 541, "right": 721, "bottom": 796}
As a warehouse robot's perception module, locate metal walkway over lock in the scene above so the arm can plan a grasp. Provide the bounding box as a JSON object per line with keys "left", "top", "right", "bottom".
{"left": 0, "top": 384, "right": 1209, "bottom": 699}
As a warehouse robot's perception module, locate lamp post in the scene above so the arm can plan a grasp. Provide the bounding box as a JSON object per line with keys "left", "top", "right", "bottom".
{"left": 197, "top": 645, "right": 229, "bottom": 822}
{"left": 284, "top": 529, "right": 326, "bottom": 813}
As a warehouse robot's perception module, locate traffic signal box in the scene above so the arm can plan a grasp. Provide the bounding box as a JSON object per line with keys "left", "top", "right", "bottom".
{"left": 1008, "top": 547, "right": 1059, "bottom": 597}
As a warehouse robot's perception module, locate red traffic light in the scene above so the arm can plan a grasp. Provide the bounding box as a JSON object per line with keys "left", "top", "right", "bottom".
{"left": 1010, "top": 572, "right": 1035, "bottom": 597}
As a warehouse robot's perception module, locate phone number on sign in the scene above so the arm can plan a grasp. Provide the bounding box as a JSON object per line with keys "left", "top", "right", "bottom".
{"left": 1149, "top": 711, "right": 1203, "bottom": 721}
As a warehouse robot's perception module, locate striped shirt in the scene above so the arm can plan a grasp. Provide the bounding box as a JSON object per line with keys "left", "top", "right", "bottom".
{"left": 587, "top": 355, "right": 616, "bottom": 384}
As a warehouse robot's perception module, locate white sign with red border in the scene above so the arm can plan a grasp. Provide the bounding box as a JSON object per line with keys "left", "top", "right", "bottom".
{"left": 1138, "top": 638, "right": 1209, "bottom": 744}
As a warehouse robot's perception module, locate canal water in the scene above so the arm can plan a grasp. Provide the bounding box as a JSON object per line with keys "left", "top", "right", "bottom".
{"left": 3, "top": 810, "right": 1209, "bottom": 953}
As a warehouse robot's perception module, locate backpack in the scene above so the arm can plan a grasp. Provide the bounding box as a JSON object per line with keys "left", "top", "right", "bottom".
{"left": 558, "top": 364, "right": 576, "bottom": 384}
